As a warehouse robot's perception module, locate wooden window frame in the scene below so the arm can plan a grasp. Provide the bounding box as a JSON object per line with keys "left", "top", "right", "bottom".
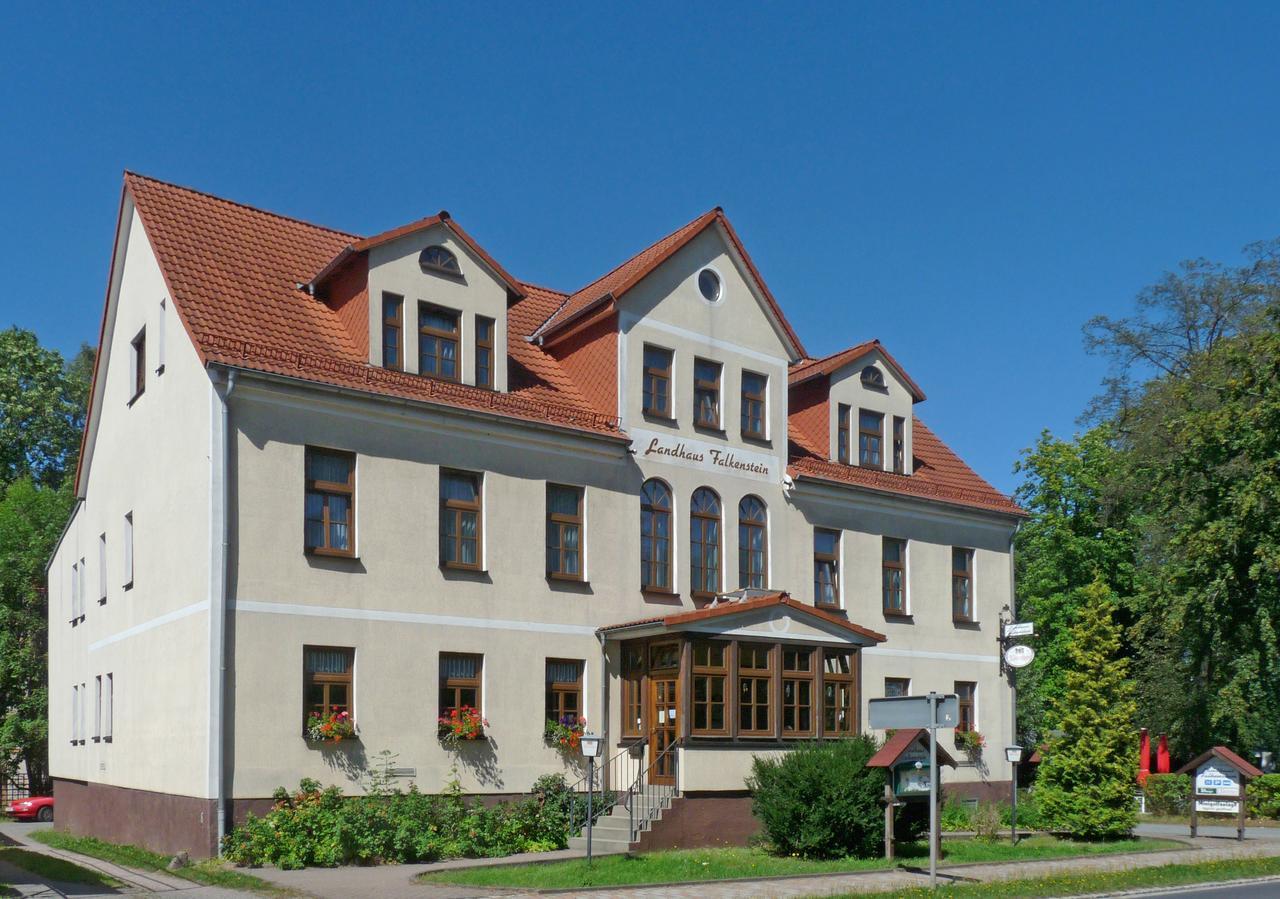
{"left": 823, "top": 649, "right": 856, "bottom": 736}
{"left": 740, "top": 371, "right": 768, "bottom": 440}
{"left": 546, "top": 484, "right": 584, "bottom": 581}
{"left": 952, "top": 547, "right": 975, "bottom": 622}
{"left": 837, "top": 403, "right": 851, "bottom": 464}
{"left": 859, "top": 409, "right": 884, "bottom": 469}
{"left": 738, "top": 495, "right": 768, "bottom": 589}
{"left": 693, "top": 358, "right": 722, "bottom": 431}
{"left": 882, "top": 536, "right": 907, "bottom": 615}
{"left": 893, "top": 415, "right": 906, "bottom": 474}
{"left": 305, "top": 448, "right": 356, "bottom": 558}
{"left": 690, "top": 488, "right": 722, "bottom": 599}
{"left": 303, "top": 646, "right": 354, "bottom": 732}
{"left": 545, "top": 658, "right": 583, "bottom": 724}
{"left": 782, "top": 646, "right": 815, "bottom": 737}
{"left": 621, "top": 642, "right": 646, "bottom": 738}
{"left": 642, "top": 345, "right": 673, "bottom": 419}
{"left": 440, "top": 470, "right": 482, "bottom": 571}
{"left": 736, "top": 642, "right": 774, "bottom": 737}
{"left": 955, "top": 681, "right": 976, "bottom": 734}
{"left": 439, "top": 653, "right": 483, "bottom": 717}
{"left": 641, "top": 479, "right": 673, "bottom": 592}
{"left": 813, "top": 528, "right": 840, "bottom": 607}
{"left": 129, "top": 329, "right": 146, "bottom": 403}
{"left": 382, "top": 293, "right": 403, "bottom": 371}
{"left": 418, "top": 302, "right": 461, "bottom": 382}
{"left": 691, "top": 639, "right": 729, "bottom": 736}
{"left": 475, "top": 315, "right": 495, "bottom": 389}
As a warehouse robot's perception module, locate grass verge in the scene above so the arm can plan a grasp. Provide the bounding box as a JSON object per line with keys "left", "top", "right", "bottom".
{"left": 859, "top": 853, "right": 1280, "bottom": 896}
{"left": 0, "top": 846, "right": 122, "bottom": 887}
{"left": 418, "top": 836, "right": 1181, "bottom": 889}
{"left": 30, "top": 829, "right": 291, "bottom": 894}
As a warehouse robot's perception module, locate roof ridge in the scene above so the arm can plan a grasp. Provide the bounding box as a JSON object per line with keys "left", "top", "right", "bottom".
{"left": 517, "top": 280, "right": 569, "bottom": 297}
{"left": 123, "top": 170, "right": 360, "bottom": 241}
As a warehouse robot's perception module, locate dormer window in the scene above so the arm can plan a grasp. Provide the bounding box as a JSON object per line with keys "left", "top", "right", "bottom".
{"left": 419, "top": 245, "right": 461, "bottom": 276}
{"left": 858, "top": 409, "right": 883, "bottom": 468}
{"left": 860, "top": 365, "right": 885, "bottom": 389}
{"left": 419, "top": 303, "right": 460, "bottom": 381}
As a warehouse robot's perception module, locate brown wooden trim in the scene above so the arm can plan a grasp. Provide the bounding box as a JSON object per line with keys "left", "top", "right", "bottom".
{"left": 892, "top": 415, "right": 906, "bottom": 474}
{"left": 641, "top": 478, "right": 673, "bottom": 591}
{"left": 418, "top": 301, "right": 461, "bottom": 382}
{"left": 642, "top": 344, "right": 673, "bottom": 418}
{"left": 737, "top": 496, "right": 768, "bottom": 589}
{"left": 693, "top": 357, "right": 722, "bottom": 430}
{"left": 304, "top": 447, "right": 355, "bottom": 557}
{"left": 475, "top": 315, "right": 495, "bottom": 390}
{"left": 859, "top": 408, "right": 884, "bottom": 469}
{"left": 882, "top": 536, "right": 906, "bottom": 614}
{"left": 440, "top": 470, "right": 482, "bottom": 570}
{"left": 813, "top": 527, "right": 840, "bottom": 607}
{"left": 546, "top": 483, "right": 584, "bottom": 579}
{"left": 381, "top": 292, "right": 404, "bottom": 372}
{"left": 837, "top": 403, "right": 851, "bottom": 464}
{"left": 690, "top": 487, "right": 722, "bottom": 597}
{"left": 740, "top": 370, "right": 768, "bottom": 440}
{"left": 951, "top": 547, "right": 974, "bottom": 622}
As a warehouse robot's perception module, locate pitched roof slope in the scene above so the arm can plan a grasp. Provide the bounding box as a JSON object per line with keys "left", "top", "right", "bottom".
{"left": 789, "top": 340, "right": 926, "bottom": 402}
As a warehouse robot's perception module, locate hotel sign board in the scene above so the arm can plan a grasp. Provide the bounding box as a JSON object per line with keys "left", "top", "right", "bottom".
{"left": 1177, "top": 747, "right": 1263, "bottom": 840}
{"left": 631, "top": 427, "right": 779, "bottom": 484}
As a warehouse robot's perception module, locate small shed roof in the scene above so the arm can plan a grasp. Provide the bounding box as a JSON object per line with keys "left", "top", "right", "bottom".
{"left": 1176, "top": 746, "right": 1263, "bottom": 778}
{"left": 867, "top": 728, "right": 958, "bottom": 769}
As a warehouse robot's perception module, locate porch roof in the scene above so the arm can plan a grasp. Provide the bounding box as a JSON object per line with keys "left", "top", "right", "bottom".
{"left": 597, "top": 590, "right": 887, "bottom": 646}
{"left": 866, "top": 727, "right": 958, "bottom": 769}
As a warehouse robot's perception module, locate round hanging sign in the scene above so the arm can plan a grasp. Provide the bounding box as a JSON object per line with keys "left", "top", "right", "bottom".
{"left": 1004, "top": 644, "right": 1036, "bottom": 669}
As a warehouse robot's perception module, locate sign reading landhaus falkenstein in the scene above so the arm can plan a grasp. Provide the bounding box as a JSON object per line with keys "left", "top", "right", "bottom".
{"left": 633, "top": 427, "right": 777, "bottom": 482}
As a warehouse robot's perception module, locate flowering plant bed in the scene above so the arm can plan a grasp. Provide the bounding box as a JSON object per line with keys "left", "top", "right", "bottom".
{"left": 544, "top": 715, "right": 587, "bottom": 752}
{"left": 438, "top": 706, "right": 488, "bottom": 745}
{"left": 955, "top": 729, "right": 986, "bottom": 755}
{"left": 305, "top": 709, "right": 356, "bottom": 743}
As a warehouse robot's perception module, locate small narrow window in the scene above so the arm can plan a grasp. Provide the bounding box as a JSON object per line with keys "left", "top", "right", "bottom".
{"left": 622, "top": 644, "right": 645, "bottom": 737}
{"left": 741, "top": 371, "right": 767, "bottom": 439}
{"left": 813, "top": 528, "right": 840, "bottom": 607}
{"left": 545, "top": 659, "right": 583, "bottom": 727}
{"left": 130, "top": 329, "right": 146, "bottom": 401}
{"left": 420, "top": 244, "right": 461, "bottom": 275}
{"left": 690, "top": 488, "right": 722, "bottom": 597}
{"left": 157, "top": 298, "right": 167, "bottom": 374}
{"left": 418, "top": 304, "right": 460, "bottom": 381}
{"left": 737, "top": 643, "right": 773, "bottom": 737}
{"left": 955, "top": 681, "right": 977, "bottom": 734}
{"left": 738, "top": 495, "right": 767, "bottom": 589}
{"left": 693, "top": 358, "right": 722, "bottom": 430}
{"left": 439, "top": 653, "right": 482, "bottom": 716}
{"left": 382, "top": 293, "right": 403, "bottom": 371}
{"left": 305, "top": 449, "right": 355, "bottom": 556}
{"left": 303, "top": 647, "right": 354, "bottom": 732}
{"left": 475, "top": 316, "right": 495, "bottom": 389}
{"left": 546, "top": 484, "right": 583, "bottom": 580}
{"left": 123, "top": 512, "right": 134, "bottom": 588}
{"left": 893, "top": 416, "right": 906, "bottom": 474}
{"left": 642, "top": 346, "right": 673, "bottom": 418}
{"left": 952, "top": 548, "right": 974, "bottom": 622}
{"left": 859, "top": 409, "right": 884, "bottom": 468}
{"left": 885, "top": 677, "right": 911, "bottom": 698}
{"left": 103, "top": 672, "right": 113, "bottom": 741}
{"left": 782, "top": 647, "right": 814, "bottom": 737}
{"left": 640, "top": 479, "right": 672, "bottom": 590}
{"left": 691, "top": 640, "right": 728, "bottom": 735}
{"left": 440, "top": 471, "right": 482, "bottom": 570}
{"left": 70, "top": 561, "right": 80, "bottom": 621}
{"left": 837, "top": 404, "right": 851, "bottom": 464}
{"left": 98, "top": 533, "right": 107, "bottom": 604}
{"left": 94, "top": 675, "right": 102, "bottom": 742}
{"left": 823, "top": 650, "right": 855, "bottom": 735}
{"left": 882, "top": 537, "right": 906, "bottom": 614}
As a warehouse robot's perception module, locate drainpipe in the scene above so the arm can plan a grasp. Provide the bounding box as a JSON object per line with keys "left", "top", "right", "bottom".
{"left": 210, "top": 368, "right": 236, "bottom": 851}
{"left": 597, "top": 630, "right": 609, "bottom": 790}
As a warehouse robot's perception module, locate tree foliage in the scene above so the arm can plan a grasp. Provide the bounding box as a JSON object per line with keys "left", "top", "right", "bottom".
{"left": 1036, "top": 580, "right": 1137, "bottom": 839}
{"left": 0, "top": 328, "right": 92, "bottom": 488}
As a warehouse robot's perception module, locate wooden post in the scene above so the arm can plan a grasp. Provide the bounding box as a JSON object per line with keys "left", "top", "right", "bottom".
{"left": 1190, "top": 796, "right": 1198, "bottom": 838}
{"left": 1238, "top": 778, "right": 1247, "bottom": 842}
{"left": 884, "top": 781, "right": 895, "bottom": 860}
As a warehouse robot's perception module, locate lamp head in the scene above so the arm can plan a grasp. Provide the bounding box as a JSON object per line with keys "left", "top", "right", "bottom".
{"left": 580, "top": 732, "right": 603, "bottom": 759}
{"left": 1005, "top": 745, "right": 1024, "bottom": 764}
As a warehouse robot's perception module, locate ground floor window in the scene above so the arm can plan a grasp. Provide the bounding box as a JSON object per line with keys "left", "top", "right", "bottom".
{"left": 955, "top": 680, "right": 976, "bottom": 733}
{"left": 622, "top": 644, "right": 645, "bottom": 737}
{"left": 545, "top": 659, "right": 583, "bottom": 724}
{"left": 823, "top": 650, "right": 855, "bottom": 735}
{"left": 304, "top": 646, "right": 354, "bottom": 729}
{"left": 691, "top": 640, "right": 728, "bottom": 735}
{"left": 440, "top": 653, "right": 482, "bottom": 715}
{"left": 738, "top": 643, "right": 773, "bottom": 736}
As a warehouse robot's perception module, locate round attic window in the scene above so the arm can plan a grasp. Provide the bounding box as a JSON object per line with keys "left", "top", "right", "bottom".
{"left": 861, "top": 365, "right": 886, "bottom": 389}
{"left": 420, "top": 245, "right": 461, "bottom": 275}
{"left": 697, "top": 268, "right": 722, "bottom": 302}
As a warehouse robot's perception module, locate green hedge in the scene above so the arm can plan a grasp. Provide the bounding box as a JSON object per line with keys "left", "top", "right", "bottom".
{"left": 747, "top": 737, "right": 883, "bottom": 859}
{"left": 1248, "top": 774, "right": 1280, "bottom": 819}
{"left": 1143, "top": 774, "right": 1191, "bottom": 817}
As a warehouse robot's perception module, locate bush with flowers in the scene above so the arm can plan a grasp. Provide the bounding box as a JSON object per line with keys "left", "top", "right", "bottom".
{"left": 955, "top": 729, "right": 986, "bottom": 756}
{"left": 437, "top": 706, "right": 488, "bottom": 746}
{"left": 543, "top": 715, "right": 586, "bottom": 752}
{"left": 305, "top": 709, "right": 356, "bottom": 743}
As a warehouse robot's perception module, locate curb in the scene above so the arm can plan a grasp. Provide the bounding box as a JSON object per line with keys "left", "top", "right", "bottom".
{"left": 1074, "top": 873, "right": 1280, "bottom": 897}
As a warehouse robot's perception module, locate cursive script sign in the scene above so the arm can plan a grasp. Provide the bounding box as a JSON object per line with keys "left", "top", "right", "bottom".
{"left": 631, "top": 427, "right": 778, "bottom": 483}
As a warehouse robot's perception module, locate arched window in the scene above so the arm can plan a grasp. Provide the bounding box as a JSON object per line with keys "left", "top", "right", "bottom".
{"left": 738, "top": 495, "right": 767, "bottom": 589}
{"left": 690, "top": 488, "right": 722, "bottom": 597}
{"left": 419, "top": 244, "right": 461, "bottom": 275}
{"left": 641, "top": 479, "right": 672, "bottom": 590}
{"left": 861, "top": 365, "right": 885, "bottom": 389}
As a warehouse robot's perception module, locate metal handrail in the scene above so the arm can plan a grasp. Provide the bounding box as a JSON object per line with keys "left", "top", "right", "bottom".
{"left": 566, "top": 737, "right": 644, "bottom": 837}
{"left": 627, "top": 737, "right": 681, "bottom": 844}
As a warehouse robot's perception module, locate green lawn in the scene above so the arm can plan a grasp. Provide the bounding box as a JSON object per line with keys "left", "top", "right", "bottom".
{"left": 419, "top": 836, "right": 1181, "bottom": 890}
{"left": 0, "top": 846, "right": 122, "bottom": 888}
{"left": 30, "top": 829, "right": 291, "bottom": 895}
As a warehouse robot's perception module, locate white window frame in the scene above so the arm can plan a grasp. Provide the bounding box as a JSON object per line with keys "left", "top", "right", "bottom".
{"left": 70, "top": 562, "right": 79, "bottom": 621}
{"left": 123, "top": 511, "right": 134, "bottom": 589}
{"left": 104, "top": 673, "right": 113, "bottom": 741}
{"left": 98, "top": 533, "right": 107, "bottom": 604}
{"left": 94, "top": 675, "right": 102, "bottom": 742}
{"left": 71, "top": 685, "right": 78, "bottom": 743}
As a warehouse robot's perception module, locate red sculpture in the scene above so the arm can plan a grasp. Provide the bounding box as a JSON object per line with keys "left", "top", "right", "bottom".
{"left": 1157, "top": 733, "right": 1171, "bottom": 774}
{"left": 1138, "top": 728, "right": 1151, "bottom": 786}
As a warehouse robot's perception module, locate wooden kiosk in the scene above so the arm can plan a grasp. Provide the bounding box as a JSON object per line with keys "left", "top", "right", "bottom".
{"left": 867, "top": 728, "right": 958, "bottom": 859}
{"left": 1175, "top": 746, "right": 1263, "bottom": 841}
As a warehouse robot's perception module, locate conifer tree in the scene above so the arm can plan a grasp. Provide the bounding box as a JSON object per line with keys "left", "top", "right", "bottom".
{"left": 1036, "top": 579, "right": 1137, "bottom": 839}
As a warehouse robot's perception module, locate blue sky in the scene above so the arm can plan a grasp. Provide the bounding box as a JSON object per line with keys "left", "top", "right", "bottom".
{"left": 5, "top": 2, "right": 1279, "bottom": 494}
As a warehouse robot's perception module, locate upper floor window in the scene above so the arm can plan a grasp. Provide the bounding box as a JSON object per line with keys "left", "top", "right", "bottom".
{"left": 693, "top": 358, "right": 722, "bottom": 430}
{"left": 129, "top": 329, "right": 146, "bottom": 402}
{"left": 893, "top": 415, "right": 906, "bottom": 474}
{"left": 955, "top": 681, "right": 977, "bottom": 734}
{"left": 475, "top": 316, "right": 495, "bottom": 389}
{"left": 102, "top": 672, "right": 113, "bottom": 741}
{"left": 122, "top": 512, "right": 134, "bottom": 588}
{"left": 440, "top": 471, "right": 482, "bottom": 570}
{"left": 860, "top": 365, "right": 885, "bottom": 389}
{"left": 420, "top": 244, "right": 461, "bottom": 275}
{"left": 837, "top": 404, "right": 851, "bottom": 464}
{"left": 952, "top": 548, "right": 974, "bottom": 622}
{"left": 304, "top": 646, "right": 354, "bottom": 732}
{"left": 546, "top": 484, "right": 583, "bottom": 580}
{"left": 813, "top": 528, "right": 839, "bottom": 607}
{"left": 439, "top": 653, "right": 482, "bottom": 716}
{"left": 882, "top": 537, "right": 906, "bottom": 615}
{"left": 98, "top": 533, "right": 107, "bottom": 604}
{"left": 859, "top": 409, "right": 883, "bottom": 468}
{"left": 741, "top": 372, "right": 767, "bottom": 440}
{"left": 545, "top": 659, "right": 583, "bottom": 727}
{"left": 642, "top": 346, "right": 673, "bottom": 418}
{"left": 738, "top": 495, "right": 767, "bottom": 589}
{"left": 305, "top": 448, "right": 354, "bottom": 556}
{"left": 690, "top": 488, "right": 722, "bottom": 598}
{"left": 640, "top": 479, "right": 672, "bottom": 590}
{"left": 418, "top": 304, "right": 460, "bottom": 381}
{"left": 697, "top": 268, "right": 722, "bottom": 302}
{"left": 382, "top": 293, "right": 403, "bottom": 371}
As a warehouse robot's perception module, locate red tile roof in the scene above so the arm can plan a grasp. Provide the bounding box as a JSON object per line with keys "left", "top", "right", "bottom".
{"left": 1176, "top": 746, "right": 1264, "bottom": 778}
{"left": 867, "top": 727, "right": 958, "bottom": 768}
{"left": 598, "top": 592, "right": 887, "bottom": 644}
{"left": 789, "top": 340, "right": 927, "bottom": 402}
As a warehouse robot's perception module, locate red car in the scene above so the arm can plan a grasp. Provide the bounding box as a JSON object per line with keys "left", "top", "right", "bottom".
{"left": 8, "top": 796, "right": 53, "bottom": 822}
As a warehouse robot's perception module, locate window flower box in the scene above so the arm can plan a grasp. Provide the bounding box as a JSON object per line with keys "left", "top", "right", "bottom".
{"left": 438, "top": 706, "right": 488, "bottom": 746}
{"left": 955, "top": 729, "right": 985, "bottom": 760}
{"left": 305, "top": 709, "right": 356, "bottom": 743}
{"left": 544, "top": 715, "right": 587, "bottom": 753}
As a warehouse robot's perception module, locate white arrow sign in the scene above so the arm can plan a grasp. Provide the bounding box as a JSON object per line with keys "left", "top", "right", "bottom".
{"left": 1004, "top": 621, "right": 1035, "bottom": 638}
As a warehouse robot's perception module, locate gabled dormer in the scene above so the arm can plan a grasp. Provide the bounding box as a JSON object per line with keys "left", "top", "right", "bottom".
{"left": 310, "top": 212, "right": 524, "bottom": 392}
{"left": 788, "top": 341, "right": 924, "bottom": 475}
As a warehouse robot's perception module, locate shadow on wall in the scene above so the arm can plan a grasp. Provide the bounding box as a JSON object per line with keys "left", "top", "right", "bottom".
{"left": 320, "top": 741, "right": 369, "bottom": 784}
{"left": 450, "top": 738, "right": 504, "bottom": 789}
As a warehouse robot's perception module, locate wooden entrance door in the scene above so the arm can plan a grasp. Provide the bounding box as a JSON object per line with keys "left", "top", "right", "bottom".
{"left": 648, "top": 676, "right": 678, "bottom": 785}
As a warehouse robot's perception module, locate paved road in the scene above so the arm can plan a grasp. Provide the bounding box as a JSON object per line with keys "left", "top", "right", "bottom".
{"left": 1137, "top": 822, "right": 1280, "bottom": 842}
{"left": 1136, "top": 878, "right": 1280, "bottom": 897}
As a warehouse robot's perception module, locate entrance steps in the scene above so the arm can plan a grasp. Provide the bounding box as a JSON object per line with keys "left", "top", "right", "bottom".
{"left": 567, "top": 792, "right": 675, "bottom": 854}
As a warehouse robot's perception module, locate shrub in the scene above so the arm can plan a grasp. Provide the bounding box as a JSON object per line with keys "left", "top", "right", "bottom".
{"left": 999, "top": 790, "right": 1043, "bottom": 831}
{"left": 1248, "top": 774, "right": 1280, "bottom": 819}
{"left": 1143, "top": 774, "right": 1191, "bottom": 817}
{"left": 940, "top": 799, "right": 972, "bottom": 832}
{"left": 971, "top": 802, "right": 1002, "bottom": 840}
{"left": 747, "top": 736, "right": 883, "bottom": 859}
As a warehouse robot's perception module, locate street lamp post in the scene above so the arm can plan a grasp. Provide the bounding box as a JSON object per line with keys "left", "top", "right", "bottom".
{"left": 580, "top": 733, "right": 603, "bottom": 866}
{"left": 1005, "top": 745, "right": 1024, "bottom": 844}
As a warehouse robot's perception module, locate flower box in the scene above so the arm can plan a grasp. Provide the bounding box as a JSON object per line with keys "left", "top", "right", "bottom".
{"left": 438, "top": 706, "right": 488, "bottom": 746}
{"left": 544, "top": 715, "right": 587, "bottom": 753}
{"left": 305, "top": 709, "right": 356, "bottom": 743}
